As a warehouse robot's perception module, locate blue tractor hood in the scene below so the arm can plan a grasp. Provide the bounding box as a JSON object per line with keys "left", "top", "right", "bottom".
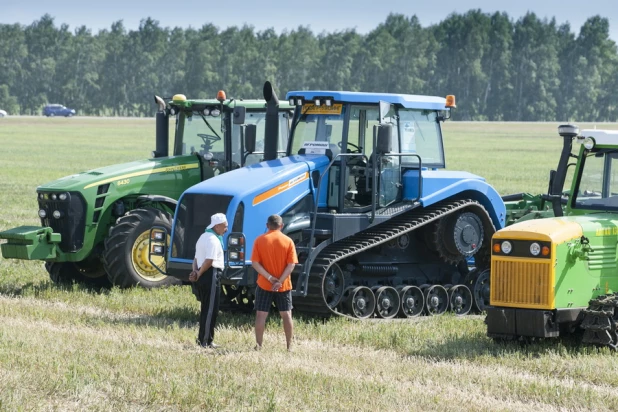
{"left": 180, "top": 154, "right": 330, "bottom": 261}
{"left": 184, "top": 155, "right": 328, "bottom": 199}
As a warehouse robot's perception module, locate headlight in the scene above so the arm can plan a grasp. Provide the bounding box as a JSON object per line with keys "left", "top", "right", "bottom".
{"left": 210, "top": 109, "right": 221, "bottom": 117}
{"left": 39, "top": 193, "right": 45, "bottom": 200}
{"left": 38, "top": 209, "right": 47, "bottom": 218}
{"left": 152, "top": 231, "right": 165, "bottom": 241}
{"left": 51, "top": 194, "right": 57, "bottom": 200}
{"left": 583, "top": 137, "right": 595, "bottom": 150}
{"left": 152, "top": 245, "right": 164, "bottom": 255}
{"left": 203, "top": 108, "right": 211, "bottom": 116}
{"left": 58, "top": 193, "right": 67, "bottom": 201}
{"left": 500, "top": 241, "right": 512, "bottom": 254}
{"left": 530, "top": 242, "right": 541, "bottom": 256}
{"left": 229, "top": 237, "right": 239, "bottom": 246}
{"left": 229, "top": 251, "right": 239, "bottom": 260}
{"left": 52, "top": 210, "right": 62, "bottom": 219}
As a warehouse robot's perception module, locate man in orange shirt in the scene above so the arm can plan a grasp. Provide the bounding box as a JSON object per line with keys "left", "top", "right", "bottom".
{"left": 251, "top": 214, "right": 298, "bottom": 351}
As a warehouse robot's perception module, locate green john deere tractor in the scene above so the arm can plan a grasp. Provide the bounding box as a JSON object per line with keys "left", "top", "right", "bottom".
{"left": 0, "top": 93, "right": 293, "bottom": 288}
{"left": 486, "top": 125, "right": 618, "bottom": 349}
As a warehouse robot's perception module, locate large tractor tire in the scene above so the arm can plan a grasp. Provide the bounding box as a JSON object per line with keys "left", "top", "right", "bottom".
{"left": 103, "top": 207, "right": 182, "bottom": 288}
{"left": 46, "top": 260, "right": 111, "bottom": 288}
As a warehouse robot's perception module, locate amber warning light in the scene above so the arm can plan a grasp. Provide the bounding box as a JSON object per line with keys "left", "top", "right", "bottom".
{"left": 445, "top": 95, "right": 456, "bottom": 108}
{"left": 216, "top": 90, "right": 227, "bottom": 102}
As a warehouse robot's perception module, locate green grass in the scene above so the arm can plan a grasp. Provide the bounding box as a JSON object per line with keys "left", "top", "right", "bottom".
{"left": 2, "top": 117, "right": 618, "bottom": 410}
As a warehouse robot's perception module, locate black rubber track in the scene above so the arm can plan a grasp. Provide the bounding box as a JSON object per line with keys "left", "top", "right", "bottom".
{"left": 293, "top": 199, "right": 497, "bottom": 318}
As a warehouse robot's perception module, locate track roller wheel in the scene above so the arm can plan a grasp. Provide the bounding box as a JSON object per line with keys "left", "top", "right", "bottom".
{"left": 373, "top": 286, "right": 400, "bottom": 319}
{"left": 397, "top": 285, "right": 424, "bottom": 317}
{"left": 322, "top": 263, "right": 346, "bottom": 309}
{"left": 448, "top": 284, "right": 473, "bottom": 315}
{"left": 343, "top": 286, "right": 376, "bottom": 319}
{"left": 466, "top": 268, "right": 490, "bottom": 312}
{"left": 422, "top": 284, "right": 448, "bottom": 316}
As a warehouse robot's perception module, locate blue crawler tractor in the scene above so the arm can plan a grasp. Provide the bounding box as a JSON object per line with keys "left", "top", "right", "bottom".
{"left": 151, "top": 82, "right": 506, "bottom": 319}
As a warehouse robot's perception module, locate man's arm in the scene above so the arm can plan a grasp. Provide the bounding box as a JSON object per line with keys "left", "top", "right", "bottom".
{"left": 197, "top": 259, "right": 213, "bottom": 279}
{"left": 276, "top": 263, "right": 296, "bottom": 285}
{"left": 252, "top": 261, "right": 277, "bottom": 284}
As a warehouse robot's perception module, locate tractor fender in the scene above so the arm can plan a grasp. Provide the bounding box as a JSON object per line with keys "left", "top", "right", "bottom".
{"left": 136, "top": 194, "right": 178, "bottom": 211}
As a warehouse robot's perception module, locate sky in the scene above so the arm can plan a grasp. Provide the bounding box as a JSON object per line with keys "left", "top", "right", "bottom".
{"left": 2, "top": 0, "right": 617, "bottom": 42}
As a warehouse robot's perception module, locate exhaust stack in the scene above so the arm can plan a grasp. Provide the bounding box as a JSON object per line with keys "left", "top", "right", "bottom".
{"left": 153, "top": 95, "right": 169, "bottom": 158}
{"left": 263, "top": 81, "right": 280, "bottom": 162}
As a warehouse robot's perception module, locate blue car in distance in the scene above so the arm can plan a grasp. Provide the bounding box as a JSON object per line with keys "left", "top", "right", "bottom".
{"left": 43, "top": 104, "right": 76, "bottom": 117}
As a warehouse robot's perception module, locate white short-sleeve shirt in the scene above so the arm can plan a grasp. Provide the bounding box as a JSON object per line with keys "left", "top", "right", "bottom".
{"left": 195, "top": 231, "right": 224, "bottom": 269}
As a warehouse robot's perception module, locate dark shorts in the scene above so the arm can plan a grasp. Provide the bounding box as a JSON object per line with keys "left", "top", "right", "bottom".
{"left": 254, "top": 286, "right": 293, "bottom": 312}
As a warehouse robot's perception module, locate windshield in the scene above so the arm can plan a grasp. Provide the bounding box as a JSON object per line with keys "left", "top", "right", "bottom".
{"left": 289, "top": 104, "right": 346, "bottom": 156}
{"left": 573, "top": 150, "right": 618, "bottom": 210}
{"left": 399, "top": 109, "right": 445, "bottom": 168}
{"left": 177, "top": 112, "right": 224, "bottom": 158}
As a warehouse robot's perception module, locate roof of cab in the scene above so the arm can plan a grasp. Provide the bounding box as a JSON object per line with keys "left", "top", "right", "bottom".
{"left": 286, "top": 90, "right": 448, "bottom": 111}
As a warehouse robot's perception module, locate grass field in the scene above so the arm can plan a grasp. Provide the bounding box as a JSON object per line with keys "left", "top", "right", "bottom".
{"left": 2, "top": 117, "right": 618, "bottom": 411}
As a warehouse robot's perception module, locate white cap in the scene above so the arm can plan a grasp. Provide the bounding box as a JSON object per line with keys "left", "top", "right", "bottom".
{"left": 207, "top": 213, "right": 228, "bottom": 229}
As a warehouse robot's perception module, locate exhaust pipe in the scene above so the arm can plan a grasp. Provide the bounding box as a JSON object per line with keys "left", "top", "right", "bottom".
{"left": 153, "top": 95, "right": 169, "bottom": 158}
{"left": 263, "top": 81, "right": 280, "bottom": 162}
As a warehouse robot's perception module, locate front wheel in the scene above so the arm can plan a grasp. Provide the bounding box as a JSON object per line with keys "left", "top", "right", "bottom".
{"left": 103, "top": 207, "right": 182, "bottom": 288}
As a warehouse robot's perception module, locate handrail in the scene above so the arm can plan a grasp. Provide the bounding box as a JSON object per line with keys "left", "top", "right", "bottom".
{"left": 303, "top": 153, "right": 369, "bottom": 276}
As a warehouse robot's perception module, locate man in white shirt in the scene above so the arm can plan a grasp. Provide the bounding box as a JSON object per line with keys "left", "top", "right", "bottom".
{"left": 189, "top": 212, "right": 228, "bottom": 348}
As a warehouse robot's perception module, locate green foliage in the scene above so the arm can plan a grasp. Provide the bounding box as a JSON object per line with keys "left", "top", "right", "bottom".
{"left": 1, "top": 11, "right": 617, "bottom": 120}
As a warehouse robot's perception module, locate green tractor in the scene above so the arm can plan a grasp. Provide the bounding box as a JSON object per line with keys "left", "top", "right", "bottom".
{"left": 0, "top": 93, "right": 293, "bottom": 288}
{"left": 486, "top": 125, "right": 618, "bottom": 348}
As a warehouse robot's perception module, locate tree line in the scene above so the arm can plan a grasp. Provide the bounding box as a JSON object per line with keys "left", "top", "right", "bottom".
{"left": 0, "top": 11, "right": 617, "bottom": 121}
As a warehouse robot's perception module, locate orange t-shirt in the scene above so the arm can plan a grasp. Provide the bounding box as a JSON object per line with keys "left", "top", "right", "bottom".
{"left": 251, "top": 230, "right": 298, "bottom": 292}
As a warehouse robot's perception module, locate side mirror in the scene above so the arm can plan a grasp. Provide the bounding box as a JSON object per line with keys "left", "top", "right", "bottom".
{"left": 233, "top": 106, "right": 246, "bottom": 125}
{"left": 245, "top": 124, "right": 257, "bottom": 153}
{"left": 376, "top": 124, "right": 392, "bottom": 154}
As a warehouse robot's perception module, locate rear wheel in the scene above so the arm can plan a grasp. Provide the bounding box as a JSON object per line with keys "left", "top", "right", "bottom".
{"left": 46, "top": 260, "right": 111, "bottom": 288}
{"left": 103, "top": 207, "right": 182, "bottom": 288}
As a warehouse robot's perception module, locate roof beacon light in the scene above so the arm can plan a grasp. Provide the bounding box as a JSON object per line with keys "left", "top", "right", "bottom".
{"left": 172, "top": 94, "right": 186, "bottom": 102}
{"left": 216, "top": 90, "right": 226, "bottom": 103}
{"left": 445, "top": 95, "right": 456, "bottom": 108}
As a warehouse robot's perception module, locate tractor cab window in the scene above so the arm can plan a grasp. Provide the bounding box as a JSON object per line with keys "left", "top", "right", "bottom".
{"left": 177, "top": 111, "right": 225, "bottom": 160}
{"left": 289, "top": 104, "right": 346, "bottom": 156}
{"left": 574, "top": 150, "right": 618, "bottom": 210}
{"left": 232, "top": 111, "right": 290, "bottom": 167}
{"left": 399, "top": 109, "right": 445, "bottom": 169}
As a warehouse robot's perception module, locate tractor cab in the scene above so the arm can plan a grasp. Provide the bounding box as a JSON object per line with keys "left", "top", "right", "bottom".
{"left": 569, "top": 129, "right": 618, "bottom": 213}
{"left": 284, "top": 91, "right": 452, "bottom": 216}
{"left": 156, "top": 92, "right": 292, "bottom": 177}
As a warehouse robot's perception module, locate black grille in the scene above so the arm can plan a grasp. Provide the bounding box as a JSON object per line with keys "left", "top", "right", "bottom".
{"left": 37, "top": 192, "right": 86, "bottom": 252}
{"left": 173, "top": 194, "right": 233, "bottom": 260}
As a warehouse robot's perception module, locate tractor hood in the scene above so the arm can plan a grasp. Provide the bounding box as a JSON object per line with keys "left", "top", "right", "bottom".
{"left": 37, "top": 155, "right": 200, "bottom": 192}
{"left": 493, "top": 216, "right": 585, "bottom": 244}
{"left": 184, "top": 154, "right": 329, "bottom": 200}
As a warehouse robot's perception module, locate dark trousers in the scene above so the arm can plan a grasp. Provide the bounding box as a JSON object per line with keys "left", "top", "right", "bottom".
{"left": 195, "top": 267, "right": 221, "bottom": 345}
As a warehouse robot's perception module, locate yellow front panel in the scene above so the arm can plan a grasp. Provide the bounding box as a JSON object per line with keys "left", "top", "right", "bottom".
{"left": 490, "top": 257, "right": 554, "bottom": 309}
